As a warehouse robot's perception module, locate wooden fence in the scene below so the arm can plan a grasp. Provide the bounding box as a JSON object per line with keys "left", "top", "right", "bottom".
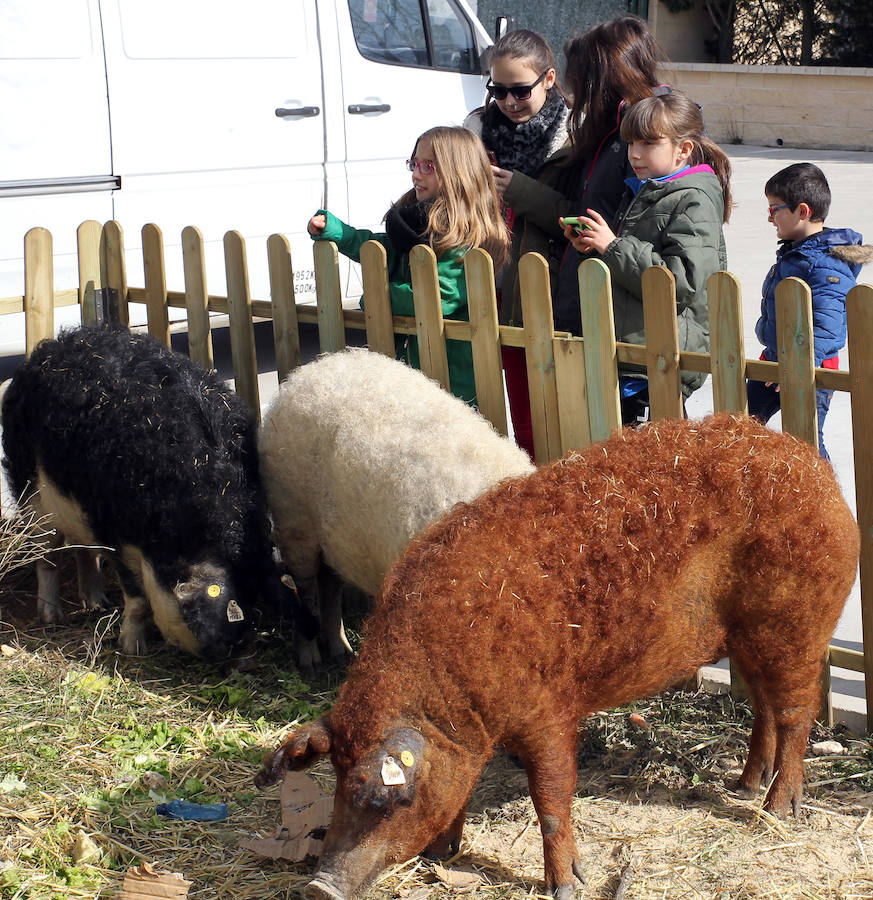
{"left": 5, "top": 220, "right": 873, "bottom": 728}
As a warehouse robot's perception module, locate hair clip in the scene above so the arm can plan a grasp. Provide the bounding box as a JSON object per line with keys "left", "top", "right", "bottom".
{"left": 652, "top": 84, "right": 672, "bottom": 97}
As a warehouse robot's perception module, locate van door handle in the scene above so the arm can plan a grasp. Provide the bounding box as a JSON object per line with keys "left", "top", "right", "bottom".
{"left": 348, "top": 104, "right": 391, "bottom": 114}
{"left": 275, "top": 106, "right": 320, "bottom": 118}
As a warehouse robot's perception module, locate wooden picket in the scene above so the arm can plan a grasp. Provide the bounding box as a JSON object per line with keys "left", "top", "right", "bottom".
{"left": 4, "top": 219, "right": 873, "bottom": 727}
{"left": 181, "top": 226, "right": 215, "bottom": 371}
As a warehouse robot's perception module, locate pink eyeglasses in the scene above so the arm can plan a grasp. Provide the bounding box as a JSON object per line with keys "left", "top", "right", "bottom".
{"left": 406, "top": 159, "right": 436, "bottom": 174}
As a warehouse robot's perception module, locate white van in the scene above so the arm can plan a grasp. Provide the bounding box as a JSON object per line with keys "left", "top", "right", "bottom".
{"left": 0, "top": 0, "right": 492, "bottom": 356}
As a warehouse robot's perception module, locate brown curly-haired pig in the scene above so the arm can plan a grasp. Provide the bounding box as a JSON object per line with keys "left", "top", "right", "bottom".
{"left": 257, "top": 414, "right": 859, "bottom": 900}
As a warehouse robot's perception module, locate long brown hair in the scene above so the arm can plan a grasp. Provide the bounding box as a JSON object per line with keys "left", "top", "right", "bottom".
{"left": 393, "top": 126, "right": 510, "bottom": 268}
{"left": 620, "top": 90, "right": 733, "bottom": 223}
{"left": 563, "top": 15, "right": 662, "bottom": 160}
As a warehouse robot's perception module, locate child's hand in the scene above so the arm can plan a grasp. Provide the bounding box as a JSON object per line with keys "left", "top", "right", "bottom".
{"left": 308, "top": 213, "right": 327, "bottom": 236}
{"left": 561, "top": 209, "right": 615, "bottom": 254}
{"left": 491, "top": 166, "right": 513, "bottom": 197}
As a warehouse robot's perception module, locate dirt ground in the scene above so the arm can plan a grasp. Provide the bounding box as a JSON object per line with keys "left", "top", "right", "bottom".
{"left": 1, "top": 554, "right": 873, "bottom": 900}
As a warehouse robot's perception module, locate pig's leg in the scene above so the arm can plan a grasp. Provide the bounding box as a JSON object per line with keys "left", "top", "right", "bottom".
{"left": 75, "top": 549, "right": 109, "bottom": 611}
{"left": 36, "top": 555, "right": 63, "bottom": 623}
{"left": 116, "top": 564, "right": 150, "bottom": 655}
{"left": 291, "top": 572, "right": 322, "bottom": 674}
{"left": 736, "top": 655, "right": 820, "bottom": 816}
{"left": 523, "top": 730, "right": 585, "bottom": 899}
{"left": 36, "top": 527, "right": 65, "bottom": 624}
{"left": 763, "top": 684, "right": 819, "bottom": 816}
{"left": 735, "top": 680, "right": 776, "bottom": 798}
{"left": 317, "top": 565, "right": 353, "bottom": 663}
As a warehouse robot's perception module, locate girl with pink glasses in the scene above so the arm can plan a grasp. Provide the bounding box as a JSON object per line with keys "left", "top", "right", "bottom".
{"left": 308, "top": 126, "right": 508, "bottom": 406}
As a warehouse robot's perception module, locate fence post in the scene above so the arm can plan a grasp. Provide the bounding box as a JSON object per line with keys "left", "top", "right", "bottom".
{"left": 776, "top": 275, "right": 831, "bottom": 721}
{"left": 314, "top": 241, "right": 346, "bottom": 354}
{"left": 847, "top": 283, "right": 873, "bottom": 721}
{"left": 519, "top": 252, "right": 561, "bottom": 464}
{"left": 410, "top": 244, "right": 451, "bottom": 393}
{"left": 775, "top": 276, "right": 818, "bottom": 450}
{"left": 182, "top": 226, "right": 215, "bottom": 371}
{"left": 709, "top": 271, "right": 752, "bottom": 700}
{"left": 708, "top": 271, "right": 748, "bottom": 414}
{"left": 360, "top": 241, "right": 395, "bottom": 359}
{"left": 579, "top": 258, "right": 621, "bottom": 444}
{"left": 78, "top": 221, "right": 105, "bottom": 327}
{"left": 24, "top": 227, "right": 54, "bottom": 354}
{"left": 267, "top": 233, "right": 301, "bottom": 384}
{"left": 465, "top": 248, "right": 507, "bottom": 436}
{"left": 102, "top": 221, "right": 129, "bottom": 327}
{"left": 142, "top": 224, "right": 171, "bottom": 346}
{"left": 642, "top": 266, "right": 683, "bottom": 421}
{"left": 224, "top": 230, "right": 261, "bottom": 420}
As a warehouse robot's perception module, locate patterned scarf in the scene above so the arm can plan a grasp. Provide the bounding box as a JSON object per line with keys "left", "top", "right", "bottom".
{"left": 480, "top": 90, "right": 567, "bottom": 177}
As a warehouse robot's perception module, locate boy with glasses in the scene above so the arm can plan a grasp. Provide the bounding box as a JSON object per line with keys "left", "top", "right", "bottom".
{"left": 748, "top": 162, "right": 872, "bottom": 459}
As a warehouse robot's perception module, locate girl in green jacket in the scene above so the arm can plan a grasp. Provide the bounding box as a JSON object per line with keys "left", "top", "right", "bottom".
{"left": 308, "top": 126, "right": 509, "bottom": 406}
{"left": 562, "top": 88, "right": 732, "bottom": 422}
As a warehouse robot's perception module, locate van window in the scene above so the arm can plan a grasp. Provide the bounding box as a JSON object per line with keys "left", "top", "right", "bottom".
{"left": 348, "top": 0, "right": 478, "bottom": 73}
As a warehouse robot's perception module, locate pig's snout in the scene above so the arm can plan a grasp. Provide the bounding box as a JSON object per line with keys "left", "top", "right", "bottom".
{"left": 305, "top": 873, "right": 347, "bottom": 900}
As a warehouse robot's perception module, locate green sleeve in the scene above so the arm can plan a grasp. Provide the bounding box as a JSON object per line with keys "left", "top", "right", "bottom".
{"left": 310, "top": 209, "right": 394, "bottom": 265}
{"left": 389, "top": 249, "right": 468, "bottom": 318}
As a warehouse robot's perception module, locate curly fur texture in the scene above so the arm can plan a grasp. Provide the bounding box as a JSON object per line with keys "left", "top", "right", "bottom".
{"left": 1, "top": 326, "right": 282, "bottom": 657}
{"left": 267, "top": 414, "right": 859, "bottom": 899}
{"left": 258, "top": 348, "right": 534, "bottom": 665}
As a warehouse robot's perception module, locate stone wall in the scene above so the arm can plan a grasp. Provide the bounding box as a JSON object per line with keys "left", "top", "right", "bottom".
{"left": 660, "top": 63, "right": 873, "bottom": 151}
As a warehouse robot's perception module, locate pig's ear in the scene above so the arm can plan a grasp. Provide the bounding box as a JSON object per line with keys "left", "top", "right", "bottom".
{"left": 254, "top": 717, "right": 332, "bottom": 788}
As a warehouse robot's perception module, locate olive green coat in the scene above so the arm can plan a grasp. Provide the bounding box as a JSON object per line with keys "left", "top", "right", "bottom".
{"left": 602, "top": 168, "right": 727, "bottom": 396}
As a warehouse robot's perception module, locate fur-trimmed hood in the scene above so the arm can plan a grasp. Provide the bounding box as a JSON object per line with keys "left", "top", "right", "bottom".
{"left": 830, "top": 242, "right": 873, "bottom": 266}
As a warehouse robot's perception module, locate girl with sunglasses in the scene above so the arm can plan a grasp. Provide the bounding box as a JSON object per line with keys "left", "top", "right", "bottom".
{"left": 308, "top": 126, "right": 508, "bottom": 407}
{"left": 464, "top": 28, "right": 568, "bottom": 461}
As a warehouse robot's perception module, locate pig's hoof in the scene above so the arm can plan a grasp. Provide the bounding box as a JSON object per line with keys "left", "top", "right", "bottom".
{"left": 733, "top": 780, "right": 761, "bottom": 800}
{"left": 82, "top": 591, "right": 110, "bottom": 611}
{"left": 552, "top": 884, "right": 579, "bottom": 900}
{"left": 305, "top": 876, "right": 345, "bottom": 900}
{"left": 38, "top": 599, "right": 65, "bottom": 625}
{"left": 118, "top": 626, "right": 148, "bottom": 655}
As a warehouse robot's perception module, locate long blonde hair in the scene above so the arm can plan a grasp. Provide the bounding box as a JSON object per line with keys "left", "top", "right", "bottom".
{"left": 620, "top": 89, "right": 733, "bottom": 223}
{"left": 392, "top": 126, "right": 509, "bottom": 268}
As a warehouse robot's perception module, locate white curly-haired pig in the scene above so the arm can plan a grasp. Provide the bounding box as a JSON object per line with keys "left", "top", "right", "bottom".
{"left": 258, "top": 349, "right": 534, "bottom": 671}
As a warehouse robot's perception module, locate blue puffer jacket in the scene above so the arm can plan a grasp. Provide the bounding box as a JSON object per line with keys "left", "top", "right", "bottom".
{"left": 756, "top": 228, "right": 873, "bottom": 365}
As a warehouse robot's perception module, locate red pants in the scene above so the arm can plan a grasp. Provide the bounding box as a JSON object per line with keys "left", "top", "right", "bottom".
{"left": 501, "top": 345, "right": 535, "bottom": 464}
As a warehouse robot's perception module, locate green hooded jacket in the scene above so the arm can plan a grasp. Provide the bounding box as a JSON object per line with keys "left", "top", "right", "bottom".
{"left": 601, "top": 167, "right": 727, "bottom": 396}
{"left": 311, "top": 209, "right": 475, "bottom": 405}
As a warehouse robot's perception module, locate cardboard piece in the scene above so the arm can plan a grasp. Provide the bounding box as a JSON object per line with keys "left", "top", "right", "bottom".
{"left": 432, "top": 863, "right": 483, "bottom": 892}
{"left": 115, "top": 862, "right": 192, "bottom": 899}
{"left": 240, "top": 772, "right": 333, "bottom": 862}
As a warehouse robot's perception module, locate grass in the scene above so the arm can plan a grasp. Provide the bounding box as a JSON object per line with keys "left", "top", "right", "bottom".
{"left": 1, "top": 538, "right": 873, "bottom": 898}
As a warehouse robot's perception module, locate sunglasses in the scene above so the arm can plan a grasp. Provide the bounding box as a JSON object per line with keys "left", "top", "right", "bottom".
{"left": 486, "top": 70, "right": 547, "bottom": 101}
{"left": 406, "top": 159, "right": 436, "bottom": 174}
{"left": 768, "top": 203, "right": 790, "bottom": 216}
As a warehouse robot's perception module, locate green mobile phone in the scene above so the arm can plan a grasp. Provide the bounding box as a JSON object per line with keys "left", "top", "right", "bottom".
{"left": 562, "top": 216, "right": 592, "bottom": 234}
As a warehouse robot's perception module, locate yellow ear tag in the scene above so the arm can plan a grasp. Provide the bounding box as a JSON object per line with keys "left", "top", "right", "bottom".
{"left": 400, "top": 751, "right": 415, "bottom": 768}
{"left": 207, "top": 584, "right": 222, "bottom": 598}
